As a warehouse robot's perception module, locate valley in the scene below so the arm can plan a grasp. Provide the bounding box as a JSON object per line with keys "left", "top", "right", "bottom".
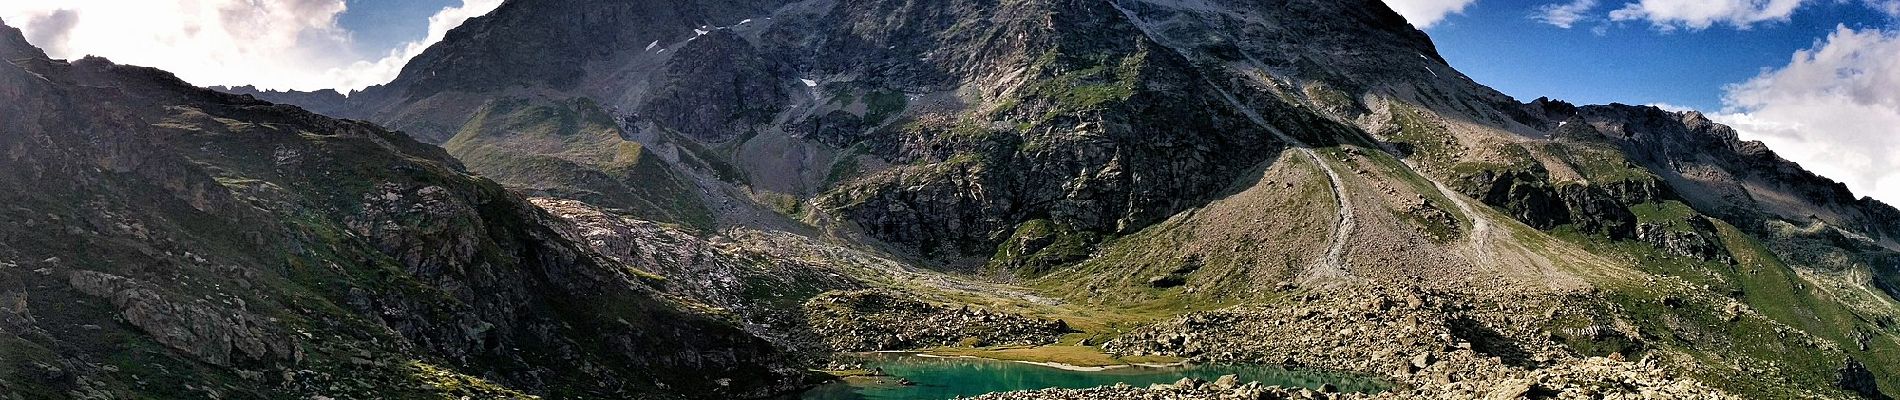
{"left": 2, "top": 0, "right": 1899, "bottom": 399}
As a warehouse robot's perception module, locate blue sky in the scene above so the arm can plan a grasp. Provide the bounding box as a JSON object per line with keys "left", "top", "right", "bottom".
{"left": 1387, "top": 0, "right": 1900, "bottom": 203}
{"left": 336, "top": 0, "right": 459, "bottom": 57}
{"left": 1422, "top": 0, "right": 1897, "bottom": 111}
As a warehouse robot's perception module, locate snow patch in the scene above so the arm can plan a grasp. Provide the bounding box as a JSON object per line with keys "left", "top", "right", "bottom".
{"left": 800, "top": 79, "right": 818, "bottom": 87}
{"left": 739, "top": 19, "right": 753, "bottom": 24}
{"left": 645, "top": 40, "right": 659, "bottom": 51}
{"left": 694, "top": 28, "right": 709, "bottom": 35}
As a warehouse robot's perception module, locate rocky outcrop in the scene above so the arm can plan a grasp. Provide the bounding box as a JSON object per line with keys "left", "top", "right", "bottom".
{"left": 65, "top": 271, "right": 300, "bottom": 367}
{"left": 1635, "top": 217, "right": 1734, "bottom": 264}
{"left": 1457, "top": 165, "right": 1676, "bottom": 242}
{"left": 531, "top": 197, "right": 861, "bottom": 353}
{"left": 803, "top": 290, "right": 1072, "bottom": 351}
{"left": 1554, "top": 181, "right": 1651, "bottom": 240}
{"left": 1458, "top": 168, "right": 1570, "bottom": 230}
{"left": 1838, "top": 358, "right": 1889, "bottom": 400}
{"left": 641, "top": 31, "right": 786, "bottom": 143}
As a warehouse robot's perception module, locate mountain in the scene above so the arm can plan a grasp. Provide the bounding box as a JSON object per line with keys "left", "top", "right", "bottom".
{"left": 0, "top": 20, "right": 809, "bottom": 399}
{"left": 31, "top": 0, "right": 1900, "bottom": 398}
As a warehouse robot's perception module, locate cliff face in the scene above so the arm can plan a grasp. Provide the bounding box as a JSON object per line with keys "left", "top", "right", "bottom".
{"left": 0, "top": 21, "right": 804, "bottom": 399}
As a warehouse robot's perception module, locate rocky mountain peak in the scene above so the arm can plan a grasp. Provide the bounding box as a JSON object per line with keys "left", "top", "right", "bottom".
{"left": 391, "top": 0, "right": 788, "bottom": 95}
{"left": 0, "top": 19, "right": 47, "bottom": 61}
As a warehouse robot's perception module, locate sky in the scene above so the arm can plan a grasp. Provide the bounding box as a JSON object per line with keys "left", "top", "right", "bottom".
{"left": 0, "top": 0, "right": 1895, "bottom": 205}
{"left": 1384, "top": 0, "right": 1900, "bottom": 206}
{"left": 0, "top": 0, "right": 493, "bottom": 92}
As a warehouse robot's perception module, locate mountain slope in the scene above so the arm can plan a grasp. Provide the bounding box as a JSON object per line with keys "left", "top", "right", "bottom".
{"left": 441, "top": 97, "right": 715, "bottom": 230}
{"left": 222, "top": 0, "right": 1900, "bottom": 398}
{"left": 0, "top": 21, "right": 805, "bottom": 399}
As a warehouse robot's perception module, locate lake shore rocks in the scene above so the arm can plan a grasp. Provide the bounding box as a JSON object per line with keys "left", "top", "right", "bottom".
{"left": 1082, "top": 285, "right": 1737, "bottom": 399}
{"left": 804, "top": 289, "right": 1074, "bottom": 352}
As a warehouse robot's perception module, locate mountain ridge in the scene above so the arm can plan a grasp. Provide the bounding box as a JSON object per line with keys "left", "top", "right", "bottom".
{"left": 8, "top": 0, "right": 1900, "bottom": 398}
{"left": 0, "top": 19, "right": 810, "bottom": 399}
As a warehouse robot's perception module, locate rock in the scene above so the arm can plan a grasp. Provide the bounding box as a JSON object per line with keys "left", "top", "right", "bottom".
{"left": 1147, "top": 275, "right": 1188, "bottom": 288}
{"left": 1213, "top": 374, "right": 1239, "bottom": 389}
{"left": 1837, "top": 358, "right": 1882, "bottom": 399}
{"left": 1412, "top": 352, "right": 1435, "bottom": 369}
{"left": 1484, "top": 378, "right": 1532, "bottom": 400}
{"left": 803, "top": 290, "right": 1072, "bottom": 352}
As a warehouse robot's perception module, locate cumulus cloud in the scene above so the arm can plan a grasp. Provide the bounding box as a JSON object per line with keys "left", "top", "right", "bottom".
{"left": 1711, "top": 26, "right": 1900, "bottom": 204}
{"left": 1645, "top": 102, "right": 1696, "bottom": 112}
{"left": 1381, "top": 0, "right": 1481, "bottom": 28}
{"left": 319, "top": 0, "right": 502, "bottom": 92}
{"left": 21, "top": 9, "right": 76, "bottom": 55}
{"left": 1607, "top": 0, "right": 1806, "bottom": 30}
{"left": 1535, "top": 0, "right": 1601, "bottom": 29}
{"left": 0, "top": 0, "right": 499, "bottom": 92}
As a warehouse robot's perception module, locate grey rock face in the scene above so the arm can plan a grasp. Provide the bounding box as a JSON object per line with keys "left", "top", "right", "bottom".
{"left": 66, "top": 271, "right": 300, "bottom": 367}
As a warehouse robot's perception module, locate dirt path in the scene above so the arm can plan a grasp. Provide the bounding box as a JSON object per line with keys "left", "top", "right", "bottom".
{"left": 1200, "top": 85, "right": 1356, "bottom": 280}
{"left": 1112, "top": 1, "right": 1356, "bottom": 280}
{"left": 1415, "top": 162, "right": 1494, "bottom": 260}
{"left": 1305, "top": 148, "right": 1355, "bottom": 279}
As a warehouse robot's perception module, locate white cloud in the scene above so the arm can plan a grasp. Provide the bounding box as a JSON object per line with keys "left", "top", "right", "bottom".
{"left": 1535, "top": 0, "right": 1601, "bottom": 29}
{"left": 1868, "top": 0, "right": 1900, "bottom": 16}
{"left": 1381, "top": 0, "right": 1481, "bottom": 29}
{"left": 1712, "top": 26, "right": 1900, "bottom": 204}
{"left": 0, "top": 0, "right": 498, "bottom": 92}
{"left": 1645, "top": 102, "right": 1696, "bottom": 112}
{"left": 1607, "top": 0, "right": 1807, "bottom": 30}
{"left": 320, "top": 0, "right": 501, "bottom": 92}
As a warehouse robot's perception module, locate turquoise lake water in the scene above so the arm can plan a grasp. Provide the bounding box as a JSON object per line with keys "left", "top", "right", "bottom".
{"left": 797, "top": 353, "right": 1386, "bottom": 400}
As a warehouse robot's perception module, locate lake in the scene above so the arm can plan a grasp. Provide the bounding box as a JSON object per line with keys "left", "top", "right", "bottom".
{"left": 798, "top": 353, "right": 1387, "bottom": 400}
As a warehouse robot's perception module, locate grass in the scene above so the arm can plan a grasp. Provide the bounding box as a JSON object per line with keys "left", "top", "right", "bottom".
{"left": 989, "top": 219, "right": 1102, "bottom": 278}
{"left": 1387, "top": 103, "right": 1457, "bottom": 167}
{"left": 1544, "top": 141, "right": 1656, "bottom": 185}
{"left": 825, "top": 153, "right": 863, "bottom": 187}
{"left": 1545, "top": 218, "right": 1894, "bottom": 398}
{"left": 404, "top": 361, "right": 539, "bottom": 399}
{"left": 1629, "top": 201, "right": 1699, "bottom": 233}
{"left": 861, "top": 91, "right": 909, "bottom": 127}
{"left": 1020, "top": 49, "right": 1146, "bottom": 114}
{"left": 443, "top": 97, "right": 715, "bottom": 230}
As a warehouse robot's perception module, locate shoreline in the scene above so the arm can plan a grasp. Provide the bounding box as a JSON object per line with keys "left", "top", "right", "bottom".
{"left": 904, "top": 351, "right": 1192, "bottom": 372}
